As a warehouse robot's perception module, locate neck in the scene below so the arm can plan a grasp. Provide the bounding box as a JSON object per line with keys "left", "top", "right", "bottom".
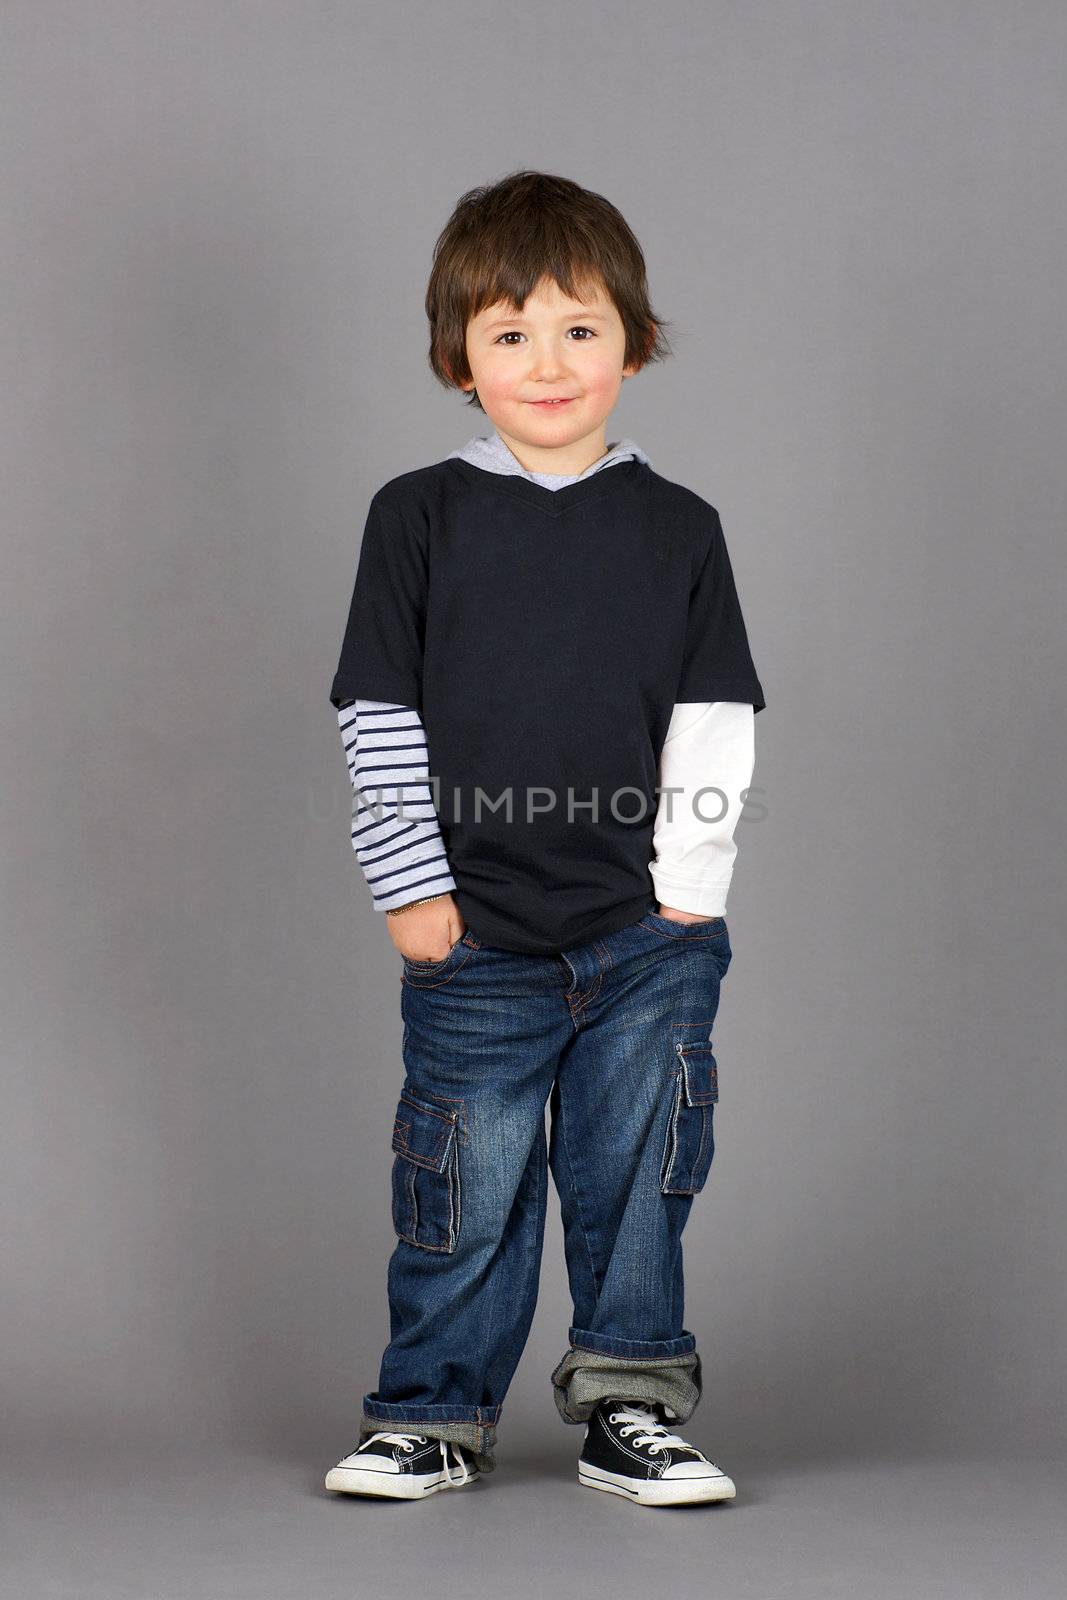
{"left": 493, "top": 424, "right": 610, "bottom": 478}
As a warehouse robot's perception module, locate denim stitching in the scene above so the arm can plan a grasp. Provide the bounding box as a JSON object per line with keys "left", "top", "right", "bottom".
{"left": 564, "top": 1333, "right": 698, "bottom": 1359}
{"left": 416, "top": 1089, "right": 470, "bottom": 1144}
{"left": 568, "top": 961, "right": 604, "bottom": 1021}
{"left": 661, "top": 1069, "right": 683, "bottom": 1191}
{"left": 392, "top": 1101, "right": 460, "bottom": 1250}
{"left": 660, "top": 1064, "right": 715, "bottom": 1194}
{"left": 639, "top": 917, "right": 727, "bottom": 944}
{"left": 363, "top": 1403, "right": 502, "bottom": 1421}
{"left": 392, "top": 1095, "right": 457, "bottom": 1171}
{"left": 677, "top": 1050, "right": 718, "bottom": 1106}
{"left": 593, "top": 938, "right": 615, "bottom": 971}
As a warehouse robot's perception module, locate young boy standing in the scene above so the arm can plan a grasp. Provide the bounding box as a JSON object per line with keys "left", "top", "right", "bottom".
{"left": 324, "top": 171, "right": 766, "bottom": 1506}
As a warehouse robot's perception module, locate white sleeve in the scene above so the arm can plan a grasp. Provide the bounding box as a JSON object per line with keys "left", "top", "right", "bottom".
{"left": 649, "top": 701, "right": 756, "bottom": 918}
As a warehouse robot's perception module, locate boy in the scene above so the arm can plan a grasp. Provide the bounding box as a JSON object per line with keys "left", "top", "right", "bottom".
{"left": 324, "top": 170, "right": 765, "bottom": 1506}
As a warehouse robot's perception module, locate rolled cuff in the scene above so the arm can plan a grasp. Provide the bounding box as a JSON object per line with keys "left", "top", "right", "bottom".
{"left": 550, "top": 1329, "right": 702, "bottom": 1425}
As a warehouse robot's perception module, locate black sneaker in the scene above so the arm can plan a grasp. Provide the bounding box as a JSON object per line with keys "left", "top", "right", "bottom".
{"left": 325, "top": 1431, "right": 481, "bottom": 1498}
{"left": 578, "top": 1399, "right": 736, "bottom": 1506}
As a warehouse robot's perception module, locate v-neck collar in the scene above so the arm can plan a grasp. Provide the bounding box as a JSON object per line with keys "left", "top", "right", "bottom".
{"left": 446, "top": 454, "right": 647, "bottom": 518}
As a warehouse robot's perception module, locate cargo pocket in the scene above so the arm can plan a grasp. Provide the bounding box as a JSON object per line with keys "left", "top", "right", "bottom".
{"left": 660, "top": 1037, "right": 719, "bottom": 1195}
{"left": 390, "top": 1087, "right": 461, "bottom": 1252}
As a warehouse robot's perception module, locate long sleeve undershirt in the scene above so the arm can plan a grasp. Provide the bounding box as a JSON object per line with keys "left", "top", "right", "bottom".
{"left": 336, "top": 431, "right": 757, "bottom": 918}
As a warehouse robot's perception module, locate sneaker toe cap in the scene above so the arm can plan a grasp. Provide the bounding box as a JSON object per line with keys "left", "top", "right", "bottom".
{"left": 662, "top": 1458, "right": 732, "bottom": 1484}
{"left": 333, "top": 1454, "right": 398, "bottom": 1475}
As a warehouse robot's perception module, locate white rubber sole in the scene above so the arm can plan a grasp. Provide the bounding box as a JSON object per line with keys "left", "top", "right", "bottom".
{"left": 578, "top": 1460, "right": 736, "bottom": 1506}
{"left": 324, "top": 1464, "right": 480, "bottom": 1499}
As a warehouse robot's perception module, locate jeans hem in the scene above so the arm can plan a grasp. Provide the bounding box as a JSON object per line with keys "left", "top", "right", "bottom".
{"left": 550, "top": 1336, "right": 703, "bottom": 1426}
{"left": 360, "top": 1399, "right": 500, "bottom": 1471}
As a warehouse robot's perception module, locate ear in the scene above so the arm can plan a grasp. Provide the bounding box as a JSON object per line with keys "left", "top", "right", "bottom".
{"left": 440, "top": 357, "right": 471, "bottom": 390}
{"left": 632, "top": 322, "right": 658, "bottom": 368}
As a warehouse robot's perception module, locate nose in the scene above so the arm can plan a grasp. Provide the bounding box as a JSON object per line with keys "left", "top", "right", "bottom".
{"left": 528, "top": 340, "right": 566, "bottom": 381}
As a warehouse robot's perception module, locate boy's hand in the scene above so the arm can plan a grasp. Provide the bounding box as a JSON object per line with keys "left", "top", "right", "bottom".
{"left": 386, "top": 893, "right": 466, "bottom": 962}
{"left": 655, "top": 903, "right": 722, "bottom": 925}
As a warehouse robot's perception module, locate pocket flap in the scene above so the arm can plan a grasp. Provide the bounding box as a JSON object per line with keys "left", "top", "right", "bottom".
{"left": 679, "top": 1046, "right": 719, "bottom": 1105}
{"left": 391, "top": 1089, "right": 458, "bottom": 1173}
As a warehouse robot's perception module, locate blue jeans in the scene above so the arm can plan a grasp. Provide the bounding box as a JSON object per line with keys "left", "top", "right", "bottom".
{"left": 358, "top": 908, "right": 733, "bottom": 1472}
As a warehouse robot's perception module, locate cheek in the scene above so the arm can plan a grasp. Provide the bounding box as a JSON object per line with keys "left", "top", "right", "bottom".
{"left": 474, "top": 363, "right": 523, "bottom": 407}
{"left": 479, "top": 369, "right": 521, "bottom": 406}
{"left": 580, "top": 353, "right": 626, "bottom": 402}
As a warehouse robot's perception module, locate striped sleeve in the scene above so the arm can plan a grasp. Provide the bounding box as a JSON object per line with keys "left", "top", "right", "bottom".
{"left": 336, "top": 698, "right": 457, "bottom": 911}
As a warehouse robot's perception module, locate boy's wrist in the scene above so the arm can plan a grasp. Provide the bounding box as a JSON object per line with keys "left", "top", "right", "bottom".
{"left": 385, "top": 892, "right": 450, "bottom": 917}
{"left": 655, "top": 903, "right": 725, "bottom": 924}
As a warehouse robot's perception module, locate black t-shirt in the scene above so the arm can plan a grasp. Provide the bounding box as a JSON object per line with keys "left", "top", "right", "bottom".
{"left": 329, "top": 455, "right": 765, "bottom": 954}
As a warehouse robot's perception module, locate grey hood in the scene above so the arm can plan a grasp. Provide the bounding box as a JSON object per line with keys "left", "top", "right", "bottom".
{"left": 446, "top": 429, "right": 650, "bottom": 488}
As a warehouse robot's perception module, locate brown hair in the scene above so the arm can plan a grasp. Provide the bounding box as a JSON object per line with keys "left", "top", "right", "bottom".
{"left": 426, "top": 169, "right": 673, "bottom": 411}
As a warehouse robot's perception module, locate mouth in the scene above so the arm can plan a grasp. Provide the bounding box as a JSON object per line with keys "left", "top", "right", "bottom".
{"left": 526, "top": 398, "right": 576, "bottom": 408}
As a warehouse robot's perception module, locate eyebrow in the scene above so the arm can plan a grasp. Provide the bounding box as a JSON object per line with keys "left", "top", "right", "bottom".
{"left": 481, "top": 311, "right": 610, "bottom": 331}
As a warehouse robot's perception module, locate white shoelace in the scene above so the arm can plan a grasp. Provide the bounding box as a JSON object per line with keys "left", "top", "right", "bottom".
{"left": 606, "top": 1403, "right": 698, "bottom": 1455}
{"left": 358, "top": 1431, "right": 473, "bottom": 1485}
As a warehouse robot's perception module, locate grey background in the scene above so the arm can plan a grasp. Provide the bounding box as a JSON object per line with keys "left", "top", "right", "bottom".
{"left": 3, "top": 2, "right": 1064, "bottom": 1596}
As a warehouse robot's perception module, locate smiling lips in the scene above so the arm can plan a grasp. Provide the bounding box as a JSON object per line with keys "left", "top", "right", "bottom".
{"left": 528, "top": 398, "right": 575, "bottom": 406}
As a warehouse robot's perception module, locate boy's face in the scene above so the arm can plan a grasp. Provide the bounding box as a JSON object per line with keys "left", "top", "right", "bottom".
{"left": 461, "top": 275, "right": 639, "bottom": 469}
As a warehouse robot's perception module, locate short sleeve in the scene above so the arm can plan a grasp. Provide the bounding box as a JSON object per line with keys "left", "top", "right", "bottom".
{"left": 675, "top": 509, "right": 766, "bottom": 712}
{"left": 328, "top": 490, "right": 428, "bottom": 711}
